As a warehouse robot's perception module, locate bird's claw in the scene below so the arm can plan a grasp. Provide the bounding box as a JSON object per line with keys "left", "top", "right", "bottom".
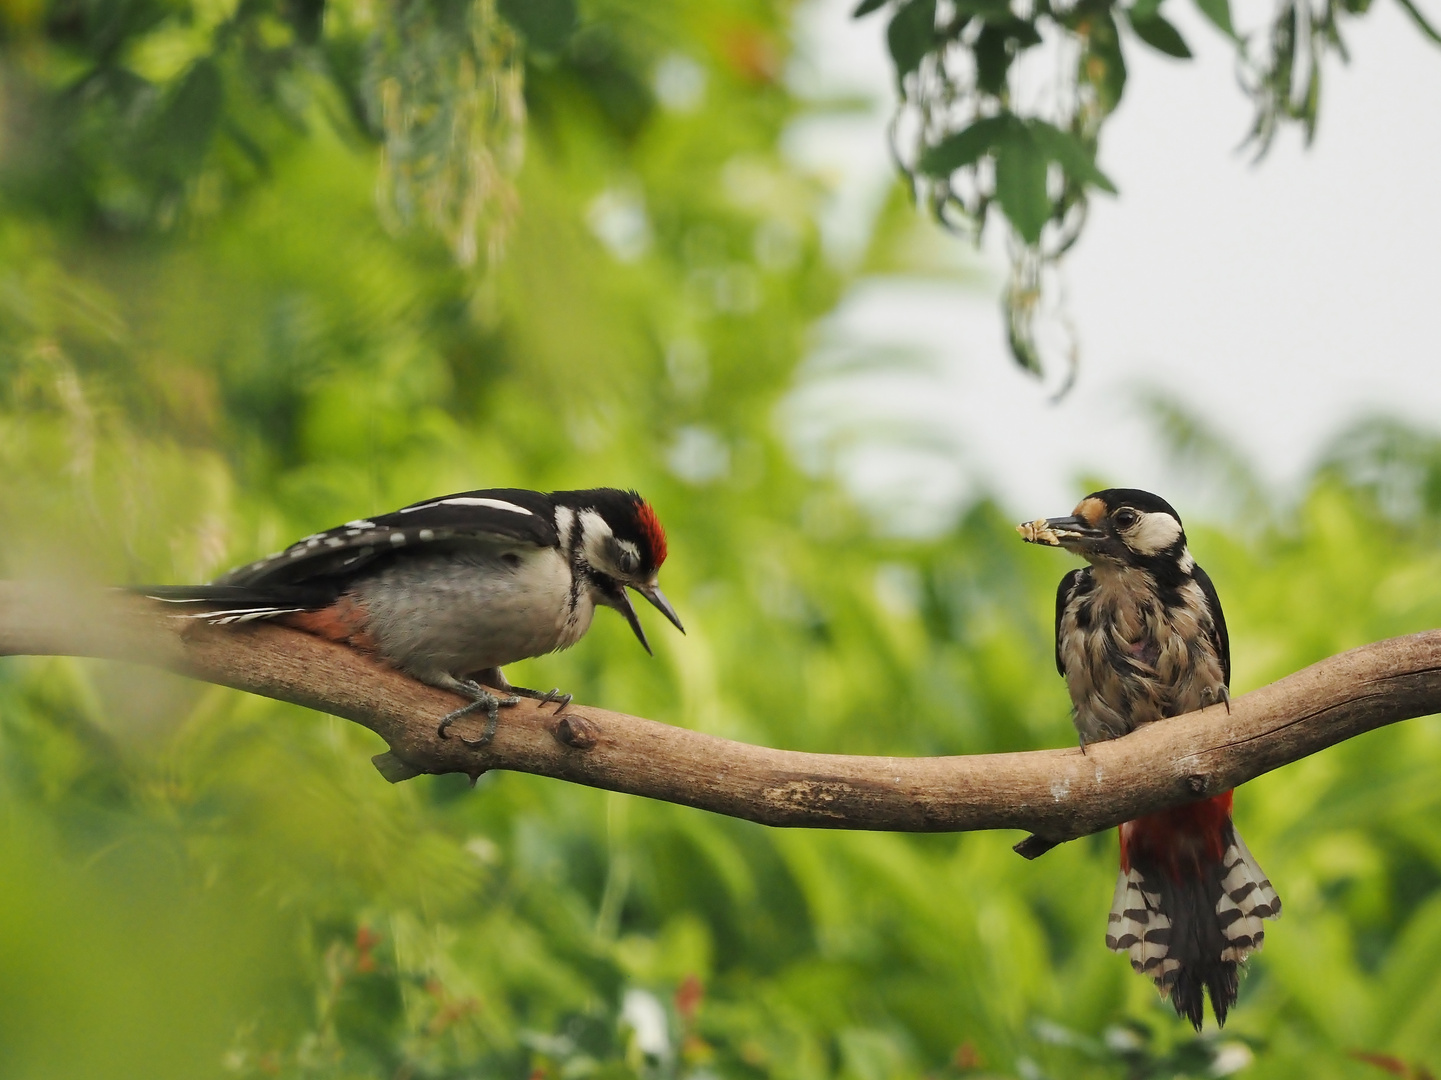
{"left": 506, "top": 682, "right": 574, "bottom": 714}
{"left": 1201, "top": 685, "right": 1232, "bottom": 715}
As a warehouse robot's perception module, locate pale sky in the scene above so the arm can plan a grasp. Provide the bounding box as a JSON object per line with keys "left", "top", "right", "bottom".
{"left": 785, "top": 0, "right": 1441, "bottom": 532}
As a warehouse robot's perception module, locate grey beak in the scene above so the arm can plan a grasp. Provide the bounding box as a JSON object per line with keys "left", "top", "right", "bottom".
{"left": 609, "top": 580, "right": 685, "bottom": 655}
{"left": 1044, "top": 514, "right": 1103, "bottom": 538}
{"left": 635, "top": 583, "right": 685, "bottom": 635}
{"left": 612, "top": 587, "right": 653, "bottom": 655}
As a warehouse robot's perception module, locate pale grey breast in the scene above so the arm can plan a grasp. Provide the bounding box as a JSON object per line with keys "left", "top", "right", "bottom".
{"left": 354, "top": 545, "right": 588, "bottom": 682}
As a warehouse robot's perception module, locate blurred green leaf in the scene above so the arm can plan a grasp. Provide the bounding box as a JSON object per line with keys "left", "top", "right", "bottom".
{"left": 498, "top": 0, "right": 579, "bottom": 53}
{"left": 917, "top": 115, "right": 1009, "bottom": 176}
{"left": 1128, "top": 11, "right": 1194, "bottom": 57}
{"left": 148, "top": 59, "right": 225, "bottom": 177}
{"left": 1192, "top": 0, "right": 1238, "bottom": 37}
{"left": 994, "top": 125, "right": 1051, "bottom": 243}
{"left": 973, "top": 24, "right": 1013, "bottom": 93}
{"left": 1084, "top": 11, "right": 1129, "bottom": 116}
{"left": 854, "top": 0, "right": 890, "bottom": 17}
{"left": 1028, "top": 119, "right": 1118, "bottom": 194}
{"left": 887, "top": 0, "right": 939, "bottom": 77}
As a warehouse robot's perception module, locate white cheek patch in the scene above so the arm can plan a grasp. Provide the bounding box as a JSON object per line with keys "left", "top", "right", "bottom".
{"left": 1127, "top": 512, "right": 1183, "bottom": 556}
{"left": 579, "top": 509, "right": 615, "bottom": 566}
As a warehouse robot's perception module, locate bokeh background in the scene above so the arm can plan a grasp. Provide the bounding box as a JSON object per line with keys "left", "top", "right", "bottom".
{"left": 2, "top": 1, "right": 1441, "bottom": 1077}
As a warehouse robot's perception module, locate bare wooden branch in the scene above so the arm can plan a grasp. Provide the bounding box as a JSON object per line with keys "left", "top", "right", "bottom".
{"left": 3, "top": 582, "right": 1439, "bottom": 854}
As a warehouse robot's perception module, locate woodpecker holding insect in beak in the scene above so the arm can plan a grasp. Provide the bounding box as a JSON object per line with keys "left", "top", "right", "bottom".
{"left": 1019, "top": 489, "right": 1280, "bottom": 1030}
{"left": 143, "top": 488, "right": 683, "bottom": 776}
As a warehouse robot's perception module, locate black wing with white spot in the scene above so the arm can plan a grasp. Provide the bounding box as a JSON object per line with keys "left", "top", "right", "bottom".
{"left": 1191, "top": 563, "right": 1230, "bottom": 687}
{"left": 1054, "top": 567, "right": 1087, "bottom": 678}
{"left": 216, "top": 488, "right": 562, "bottom": 588}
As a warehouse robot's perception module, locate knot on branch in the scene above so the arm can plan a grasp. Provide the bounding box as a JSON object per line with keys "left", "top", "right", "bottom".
{"left": 553, "top": 712, "right": 597, "bottom": 750}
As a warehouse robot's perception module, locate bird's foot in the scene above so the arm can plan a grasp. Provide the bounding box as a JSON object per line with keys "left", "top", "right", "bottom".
{"left": 468, "top": 668, "right": 572, "bottom": 714}
{"left": 436, "top": 680, "right": 521, "bottom": 748}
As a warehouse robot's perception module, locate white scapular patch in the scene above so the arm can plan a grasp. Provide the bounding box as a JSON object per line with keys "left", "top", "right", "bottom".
{"left": 1126, "top": 512, "right": 1184, "bottom": 556}
{"left": 1106, "top": 868, "right": 1181, "bottom": 987}
{"left": 553, "top": 506, "right": 577, "bottom": 551}
{"left": 400, "top": 497, "right": 533, "bottom": 515}
{"left": 1215, "top": 834, "right": 1282, "bottom": 962}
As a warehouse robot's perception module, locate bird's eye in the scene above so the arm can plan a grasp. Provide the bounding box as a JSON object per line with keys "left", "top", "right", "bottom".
{"left": 618, "top": 548, "right": 639, "bottom": 575}
{"left": 1114, "top": 508, "right": 1139, "bottom": 529}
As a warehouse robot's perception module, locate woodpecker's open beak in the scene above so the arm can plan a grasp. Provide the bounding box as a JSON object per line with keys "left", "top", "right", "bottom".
{"left": 635, "top": 583, "right": 685, "bottom": 635}
{"left": 613, "top": 588, "right": 653, "bottom": 655}
{"left": 1016, "top": 514, "right": 1105, "bottom": 548}
{"left": 610, "top": 582, "right": 684, "bottom": 656}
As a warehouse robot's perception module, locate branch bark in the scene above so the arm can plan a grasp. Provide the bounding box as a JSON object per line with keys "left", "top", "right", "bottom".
{"left": 2, "top": 582, "right": 1439, "bottom": 855}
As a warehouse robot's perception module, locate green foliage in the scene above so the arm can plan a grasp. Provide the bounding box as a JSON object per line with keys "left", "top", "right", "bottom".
{"left": 3, "top": 2, "right": 1441, "bottom": 1079}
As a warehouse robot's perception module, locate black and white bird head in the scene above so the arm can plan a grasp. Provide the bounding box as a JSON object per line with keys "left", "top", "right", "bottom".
{"left": 555, "top": 488, "right": 684, "bottom": 653}
{"left": 1017, "top": 488, "right": 1190, "bottom": 570}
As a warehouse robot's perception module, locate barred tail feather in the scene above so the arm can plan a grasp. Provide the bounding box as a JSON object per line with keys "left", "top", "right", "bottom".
{"left": 1106, "top": 868, "right": 1180, "bottom": 985}
{"left": 1108, "top": 821, "right": 1280, "bottom": 1030}
{"left": 1217, "top": 831, "right": 1281, "bottom": 962}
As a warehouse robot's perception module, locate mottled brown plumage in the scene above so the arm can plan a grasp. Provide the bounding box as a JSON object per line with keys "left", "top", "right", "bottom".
{"left": 1021, "top": 488, "right": 1280, "bottom": 1029}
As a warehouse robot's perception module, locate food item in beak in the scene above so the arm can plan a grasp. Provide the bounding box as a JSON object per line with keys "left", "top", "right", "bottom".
{"left": 1016, "top": 519, "right": 1063, "bottom": 546}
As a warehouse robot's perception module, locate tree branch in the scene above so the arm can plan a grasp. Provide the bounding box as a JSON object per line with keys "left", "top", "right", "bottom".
{"left": 3, "top": 582, "right": 1439, "bottom": 856}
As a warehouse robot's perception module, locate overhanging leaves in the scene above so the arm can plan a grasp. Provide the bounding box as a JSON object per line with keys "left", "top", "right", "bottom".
{"left": 857, "top": 0, "right": 1440, "bottom": 385}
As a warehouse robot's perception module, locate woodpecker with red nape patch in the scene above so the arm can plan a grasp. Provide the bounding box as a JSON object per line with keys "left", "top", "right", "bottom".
{"left": 143, "top": 488, "right": 683, "bottom": 778}
{"left": 1018, "top": 489, "right": 1280, "bottom": 1029}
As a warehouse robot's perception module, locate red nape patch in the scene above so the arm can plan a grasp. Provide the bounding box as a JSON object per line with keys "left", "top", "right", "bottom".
{"left": 1120, "top": 791, "right": 1234, "bottom": 881}
{"left": 636, "top": 500, "right": 668, "bottom": 566}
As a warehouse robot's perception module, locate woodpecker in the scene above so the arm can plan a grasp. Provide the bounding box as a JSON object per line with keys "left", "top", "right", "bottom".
{"left": 144, "top": 488, "right": 683, "bottom": 769}
{"left": 1018, "top": 488, "right": 1280, "bottom": 1030}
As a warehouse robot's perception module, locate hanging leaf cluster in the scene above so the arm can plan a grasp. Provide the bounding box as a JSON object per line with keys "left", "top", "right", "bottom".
{"left": 855, "top": 0, "right": 1441, "bottom": 384}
